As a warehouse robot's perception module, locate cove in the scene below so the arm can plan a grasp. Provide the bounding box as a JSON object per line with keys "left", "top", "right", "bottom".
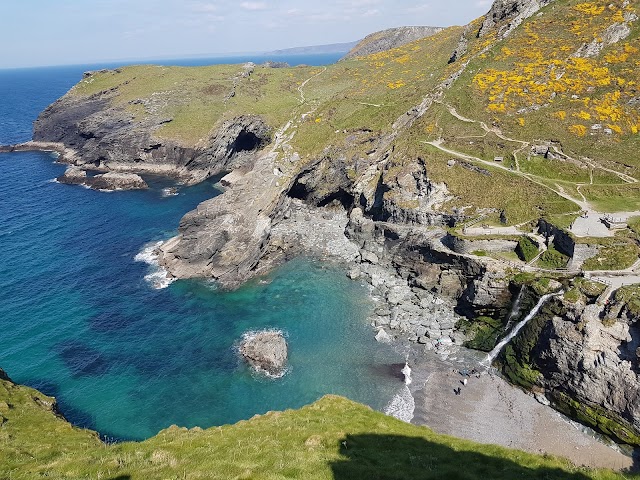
{"left": 0, "top": 59, "right": 403, "bottom": 442}
{"left": 0, "top": 149, "right": 402, "bottom": 440}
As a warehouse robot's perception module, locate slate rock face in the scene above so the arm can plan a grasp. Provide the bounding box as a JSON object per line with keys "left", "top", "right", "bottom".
{"left": 478, "top": 0, "right": 556, "bottom": 39}
{"left": 239, "top": 331, "right": 288, "bottom": 377}
{"left": 33, "top": 82, "right": 270, "bottom": 186}
{"left": 0, "top": 368, "right": 12, "bottom": 382}
{"left": 57, "top": 168, "right": 148, "bottom": 190}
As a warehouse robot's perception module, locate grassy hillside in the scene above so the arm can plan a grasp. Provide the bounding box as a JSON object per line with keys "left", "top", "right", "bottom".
{"left": 65, "top": 0, "right": 640, "bottom": 222}
{"left": 441, "top": 0, "right": 640, "bottom": 212}
{"left": 0, "top": 375, "right": 629, "bottom": 479}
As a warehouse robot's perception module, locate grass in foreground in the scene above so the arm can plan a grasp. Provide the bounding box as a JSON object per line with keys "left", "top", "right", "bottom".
{"left": 0, "top": 374, "right": 631, "bottom": 479}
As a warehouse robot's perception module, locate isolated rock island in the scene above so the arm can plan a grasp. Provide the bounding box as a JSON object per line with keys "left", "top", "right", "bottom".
{"left": 239, "top": 330, "right": 288, "bottom": 376}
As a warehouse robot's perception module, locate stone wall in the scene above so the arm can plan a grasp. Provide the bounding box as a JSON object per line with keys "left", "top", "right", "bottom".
{"left": 445, "top": 233, "right": 518, "bottom": 255}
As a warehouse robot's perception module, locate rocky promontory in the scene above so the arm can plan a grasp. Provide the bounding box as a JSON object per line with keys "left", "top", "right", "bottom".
{"left": 342, "top": 26, "right": 444, "bottom": 59}
{"left": 32, "top": 84, "right": 271, "bottom": 186}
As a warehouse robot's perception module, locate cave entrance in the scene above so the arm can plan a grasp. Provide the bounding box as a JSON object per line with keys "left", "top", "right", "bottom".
{"left": 232, "top": 130, "right": 262, "bottom": 154}
{"left": 318, "top": 189, "right": 355, "bottom": 210}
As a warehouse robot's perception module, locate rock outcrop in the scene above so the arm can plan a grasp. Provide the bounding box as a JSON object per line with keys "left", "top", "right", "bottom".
{"left": 158, "top": 146, "right": 291, "bottom": 286}
{"left": 33, "top": 80, "right": 270, "bottom": 185}
{"left": 57, "top": 167, "right": 148, "bottom": 190}
{"left": 478, "top": 0, "right": 556, "bottom": 39}
{"left": 90, "top": 172, "right": 148, "bottom": 190}
{"left": 503, "top": 295, "right": 640, "bottom": 445}
{"left": 239, "top": 331, "right": 288, "bottom": 376}
{"left": 342, "top": 26, "right": 444, "bottom": 60}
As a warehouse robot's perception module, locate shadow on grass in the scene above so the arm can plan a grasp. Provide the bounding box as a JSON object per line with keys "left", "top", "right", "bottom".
{"left": 330, "top": 434, "right": 593, "bottom": 480}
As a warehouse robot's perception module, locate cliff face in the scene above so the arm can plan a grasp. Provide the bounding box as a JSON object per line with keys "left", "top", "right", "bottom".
{"left": 503, "top": 294, "right": 640, "bottom": 445}
{"left": 342, "top": 26, "right": 444, "bottom": 59}
{"left": 25, "top": 0, "right": 640, "bottom": 446}
{"left": 478, "top": 0, "right": 556, "bottom": 38}
{"left": 33, "top": 88, "right": 270, "bottom": 185}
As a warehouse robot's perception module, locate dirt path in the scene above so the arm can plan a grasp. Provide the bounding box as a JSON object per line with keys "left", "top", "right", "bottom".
{"left": 298, "top": 67, "right": 327, "bottom": 105}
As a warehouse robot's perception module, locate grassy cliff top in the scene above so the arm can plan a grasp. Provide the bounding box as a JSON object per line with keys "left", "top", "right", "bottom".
{"left": 0, "top": 375, "right": 627, "bottom": 479}
{"left": 58, "top": 0, "right": 640, "bottom": 224}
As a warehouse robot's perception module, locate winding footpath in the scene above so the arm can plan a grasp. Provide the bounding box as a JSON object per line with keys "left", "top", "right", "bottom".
{"left": 421, "top": 103, "right": 640, "bottom": 290}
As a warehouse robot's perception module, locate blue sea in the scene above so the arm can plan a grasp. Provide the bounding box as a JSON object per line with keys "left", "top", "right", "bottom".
{"left": 0, "top": 54, "right": 403, "bottom": 441}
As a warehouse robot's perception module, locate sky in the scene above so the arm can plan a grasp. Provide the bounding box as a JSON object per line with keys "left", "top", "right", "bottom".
{"left": 0, "top": 0, "right": 494, "bottom": 69}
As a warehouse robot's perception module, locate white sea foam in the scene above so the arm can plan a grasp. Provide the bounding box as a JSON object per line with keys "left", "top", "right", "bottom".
{"left": 384, "top": 385, "right": 415, "bottom": 423}
{"left": 237, "top": 329, "right": 289, "bottom": 379}
{"left": 401, "top": 361, "right": 412, "bottom": 385}
{"left": 161, "top": 187, "right": 179, "bottom": 197}
{"left": 134, "top": 241, "right": 175, "bottom": 289}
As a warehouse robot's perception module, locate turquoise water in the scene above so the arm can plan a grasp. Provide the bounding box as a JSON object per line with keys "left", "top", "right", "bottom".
{"left": 0, "top": 59, "right": 402, "bottom": 441}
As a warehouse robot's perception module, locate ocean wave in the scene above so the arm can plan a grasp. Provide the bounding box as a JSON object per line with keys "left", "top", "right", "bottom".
{"left": 161, "top": 187, "right": 179, "bottom": 198}
{"left": 384, "top": 385, "right": 415, "bottom": 423}
{"left": 134, "top": 241, "right": 175, "bottom": 289}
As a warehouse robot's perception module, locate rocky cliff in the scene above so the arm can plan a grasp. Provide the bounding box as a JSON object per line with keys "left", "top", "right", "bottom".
{"left": 342, "top": 26, "right": 444, "bottom": 59}
{"left": 33, "top": 79, "right": 270, "bottom": 185}
{"left": 24, "top": 0, "right": 640, "bottom": 446}
{"left": 501, "top": 288, "right": 640, "bottom": 445}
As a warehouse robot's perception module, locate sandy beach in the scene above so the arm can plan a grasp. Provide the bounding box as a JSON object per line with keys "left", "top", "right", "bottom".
{"left": 406, "top": 346, "right": 635, "bottom": 471}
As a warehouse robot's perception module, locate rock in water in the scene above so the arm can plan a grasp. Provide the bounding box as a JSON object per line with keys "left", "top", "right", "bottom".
{"left": 90, "top": 172, "right": 148, "bottom": 191}
{"left": 56, "top": 168, "right": 148, "bottom": 191}
{"left": 239, "top": 331, "right": 288, "bottom": 376}
{"left": 57, "top": 166, "right": 88, "bottom": 185}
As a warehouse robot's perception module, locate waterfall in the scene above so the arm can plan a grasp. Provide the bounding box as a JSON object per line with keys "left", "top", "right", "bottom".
{"left": 401, "top": 361, "right": 412, "bottom": 385}
{"left": 385, "top": 358, "right": 414, "bottom": 422}
{"left": 481, "top": 291, "right": 562, "bottom": 367}
{"left": 504, "top": 285, "right": 525, "bottom": 330}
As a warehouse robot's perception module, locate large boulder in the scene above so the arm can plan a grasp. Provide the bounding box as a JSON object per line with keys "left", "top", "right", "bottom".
{"left": 57, "top": 168, "right": 148, "bottom": 191}
{"left": 89, "top": 172, "right": 148, "bottom": 191}
{"left": 239, "top": 331, "right": 288, "bottom": 376}
{"left": 57, "top": 166, "right": 88, "bottom": 185}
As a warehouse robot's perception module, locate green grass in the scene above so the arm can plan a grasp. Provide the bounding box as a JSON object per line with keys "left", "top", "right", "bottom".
{"left": 614, "top": 285, "right": 640, "bottom": 316}
{"left": 519, "top": 155, "right": 591, "bottom": 183}
{"left": 72, "top": 64, "right": 322, "bottom": 145}
{"left": 543, "top": 213, "right": 581, "bottom": 230}
{"left": 629, "top": 217, "right": 640, "bottom": 237}
{"left": 564, "top": 288, "right": 582, "bottom": 304}
{"left": 574, "top": 277, "right": 607, "bottom": 297}
{"left": 536, "top": 245, "right": 570, "bottom": 270}
{"left": 516, "top": 236, "right": 539, "bottom": 262}
{"left": 461, "top": 315, "right": 505, "bottom": 351}
{"left": 582, "top": 240, "right": 639, "bottom": 271}
{"left": 581, "top": 184, "right": 640, "bottom": 212}
{"left": 0, "top": 375, "right": 627, "bottom": 479}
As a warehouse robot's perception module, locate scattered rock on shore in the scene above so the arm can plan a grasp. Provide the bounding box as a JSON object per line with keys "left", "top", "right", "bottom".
{"left": 239, "top": 330, "right": 288, "bottom": 376}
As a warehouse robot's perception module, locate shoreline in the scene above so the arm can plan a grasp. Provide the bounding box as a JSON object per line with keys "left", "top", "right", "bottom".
{"left": 6, "top": 149, "right": 633, "bottom": 469}
{"left": 406, "top": 346, "right": 635, "bottom": 471}
{"left": 263, "top": 199, "right": 636, "bottom": 471}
